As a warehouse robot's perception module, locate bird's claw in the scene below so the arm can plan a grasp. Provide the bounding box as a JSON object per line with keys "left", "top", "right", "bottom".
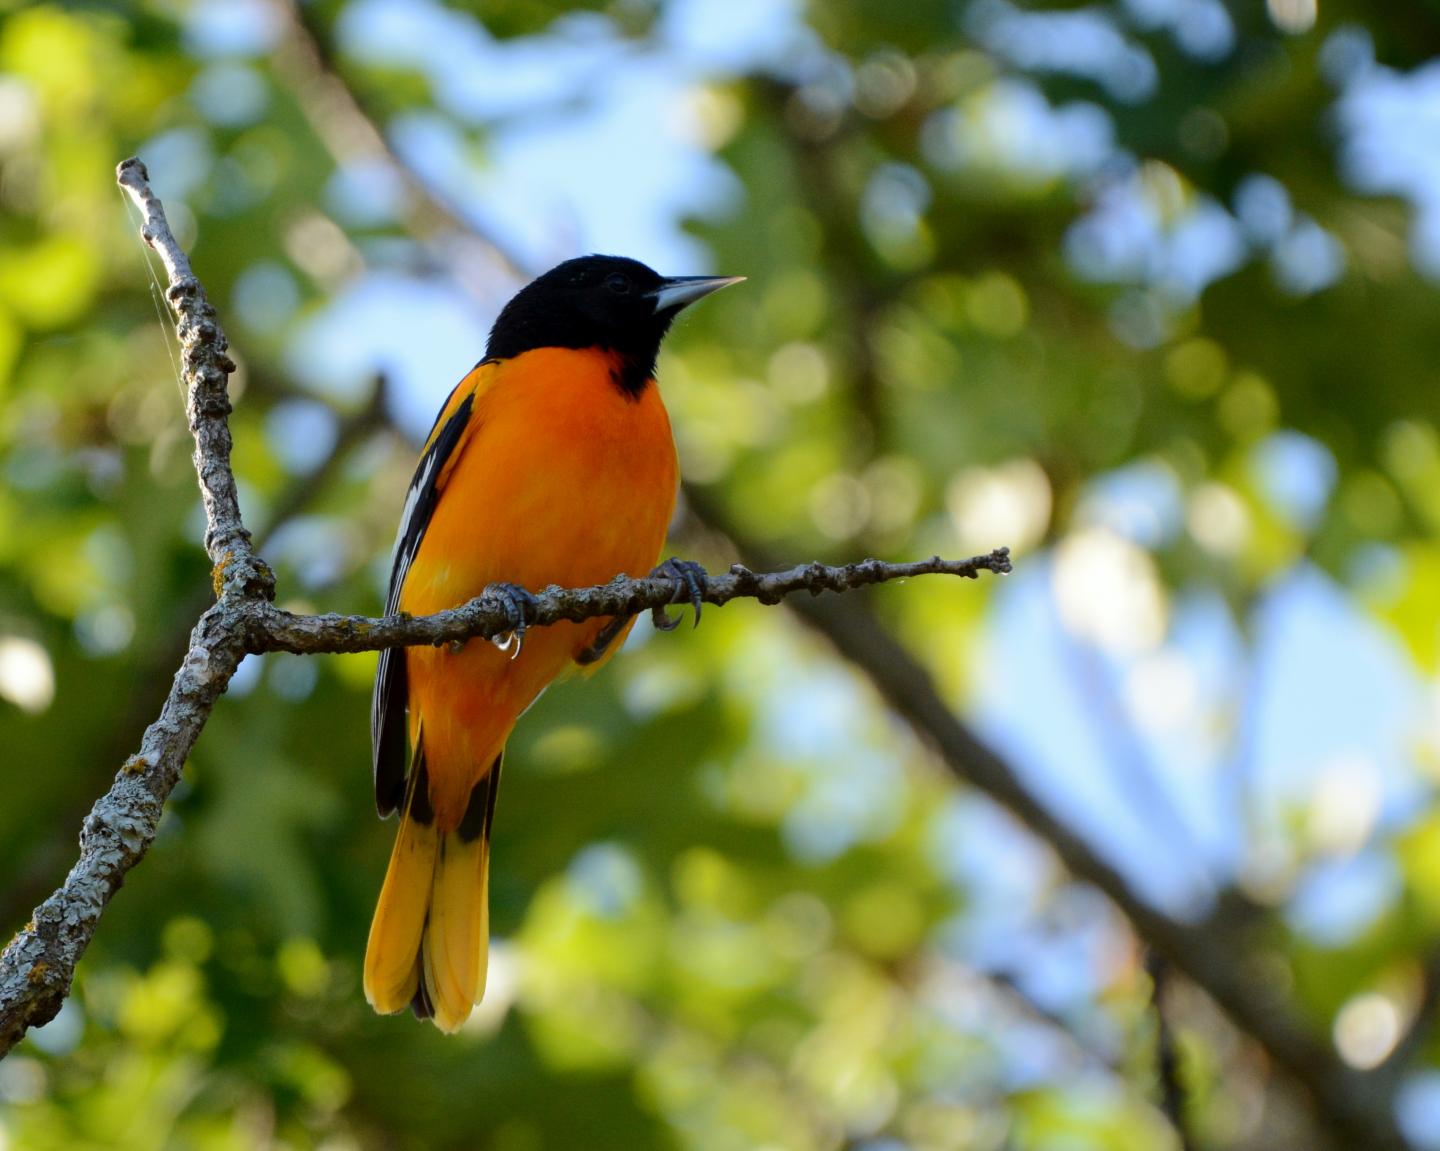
{"left": 577, "top": 616, "right": 625, "bottom": 666}
{"left": 489, "top": 582, "right": 539, "bottom": 659}
{"left": 650, "top": 558, "right": 708, "bottom": 632}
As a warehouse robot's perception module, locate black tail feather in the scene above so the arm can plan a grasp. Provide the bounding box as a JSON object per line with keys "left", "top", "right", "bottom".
{"left": 410, "top": 939, "right": 434, "bottom": 1020}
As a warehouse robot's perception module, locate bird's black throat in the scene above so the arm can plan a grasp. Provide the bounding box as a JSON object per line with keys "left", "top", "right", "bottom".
{"left": 485, "top": 255, "right": 676, "bottom": 397}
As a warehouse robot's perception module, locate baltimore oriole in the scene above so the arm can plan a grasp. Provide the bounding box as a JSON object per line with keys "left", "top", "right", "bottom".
{"left": 366, "top": 255, "right": 741, "bottom": 1031}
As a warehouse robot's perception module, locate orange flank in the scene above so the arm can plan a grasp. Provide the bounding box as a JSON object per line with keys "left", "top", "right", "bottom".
{"left": 402, "top": 347, "right": 677, "bottom": 827}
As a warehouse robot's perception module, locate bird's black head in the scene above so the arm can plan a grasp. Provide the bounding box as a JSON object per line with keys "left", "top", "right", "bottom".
{"left": 485, "top": 255, "right": 742, "bottom": 395}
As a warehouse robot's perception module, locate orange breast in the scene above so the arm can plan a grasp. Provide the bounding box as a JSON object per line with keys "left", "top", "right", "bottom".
{"left": 398, "top": 348, "right": 678, "bottom": 828}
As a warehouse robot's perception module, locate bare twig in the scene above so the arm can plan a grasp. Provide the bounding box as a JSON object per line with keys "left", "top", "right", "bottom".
{"left": 156, "top": 23, "right": 1421, "bottom": 1141}
{"left": 0, "top": 375, "right": 391, "bottom": 941}
{"left": 678, "top": 485, "right": 1411, "bottom": 1151}
{"left": 2, "top": 159, "right": 261, "bottom": 1053}
{"left": 246, "top": 31, "right": 1406, "bottom": 1142}
{"left": 116, "top": 157, "right": 274, "bottom": 601}
{"left": 0, "top": 609, "right": 244, "bottom": 1055}
{"left": 269, "top": 0, "right": 531, "bottom": 280}
{"left": 0, "top": 160, "right": 1007, "bottom": 1059}
{"left": 2, "top": 159, "right": 263, "bottom": 1055}
{"left": 246, "top": 552, "right": 1012, "bottom": 656}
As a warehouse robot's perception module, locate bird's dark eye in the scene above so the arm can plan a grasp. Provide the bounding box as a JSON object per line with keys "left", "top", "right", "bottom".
{"left": 605, "top": 273, "right": 631, "bottom": 294}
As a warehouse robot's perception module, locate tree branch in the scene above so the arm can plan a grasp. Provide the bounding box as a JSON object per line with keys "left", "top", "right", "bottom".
{"left": 678, "top": 485, "right": 1411, "bottom": 1151}
{"left": 270, "top": 0, "right": 532, "bottom": 281}
{"left": 0, "top": 610, "right": 245, "bottom": 1055}
{"left": 0, "top": 375, "right": 390, "bottom": 942}
{"left": 126, "top": 27, "right": 1420, "bottom": 1143}
{"left": 0, "top": 160, "right": 1006, "bottom": 1060}
{"left": 246, "top": 552, "right": 1011, "bottom": 656}
{"left": 115, "top": 157, "right": 274, "bottom": 602}
{"left": 1, "top": 158, "right": 267, "bottom": 1056}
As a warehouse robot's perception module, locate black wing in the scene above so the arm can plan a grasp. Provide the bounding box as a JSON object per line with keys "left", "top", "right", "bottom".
{"left": 371, "top": 388, "right": 476, "bottom": 816}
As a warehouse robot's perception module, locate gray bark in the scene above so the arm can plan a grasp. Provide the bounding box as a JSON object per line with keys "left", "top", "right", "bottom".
{"left": 0, "top": 159, "right": 1009, "bottom": 1058}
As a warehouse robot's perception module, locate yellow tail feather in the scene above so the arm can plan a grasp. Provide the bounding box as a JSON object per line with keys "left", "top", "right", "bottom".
{"left": 421, "top": 832, "right": 491, "bottom": 1033}
{"left": 365, "top": 749, "right": 500, "bottom": 1031}
{"left": 364, "top": 803, "right": 438, "bottom": 1015}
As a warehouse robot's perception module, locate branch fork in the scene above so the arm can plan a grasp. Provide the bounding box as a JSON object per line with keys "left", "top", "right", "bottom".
{"left": 0, "top": 160, "right": 1008, "bottom": 1057}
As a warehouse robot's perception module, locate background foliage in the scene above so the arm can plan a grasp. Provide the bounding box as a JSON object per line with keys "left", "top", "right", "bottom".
{"left": 4, "top": 0, "right": 1440, "bottom": 1148}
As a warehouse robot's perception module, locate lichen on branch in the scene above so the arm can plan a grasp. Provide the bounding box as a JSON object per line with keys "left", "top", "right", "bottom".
{"left": 0, "top": 158, "right": 1009, "bottom": 1060}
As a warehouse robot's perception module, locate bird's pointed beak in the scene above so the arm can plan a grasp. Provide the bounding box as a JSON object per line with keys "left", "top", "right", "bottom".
{"left": 649, "top": 275, "right": 746, "bottom": 315}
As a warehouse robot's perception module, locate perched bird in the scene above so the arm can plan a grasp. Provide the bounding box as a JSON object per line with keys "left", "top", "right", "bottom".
{"left": 366, "top": 254, "right": 742, "bottom": 1031}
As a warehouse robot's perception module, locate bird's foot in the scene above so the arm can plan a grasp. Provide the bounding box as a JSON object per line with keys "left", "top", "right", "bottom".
{"left": 650, "top": 558, "right": 708, "bottom": 632}
{"left": 488, "top": 582, "right": 539, "bottom": 659}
